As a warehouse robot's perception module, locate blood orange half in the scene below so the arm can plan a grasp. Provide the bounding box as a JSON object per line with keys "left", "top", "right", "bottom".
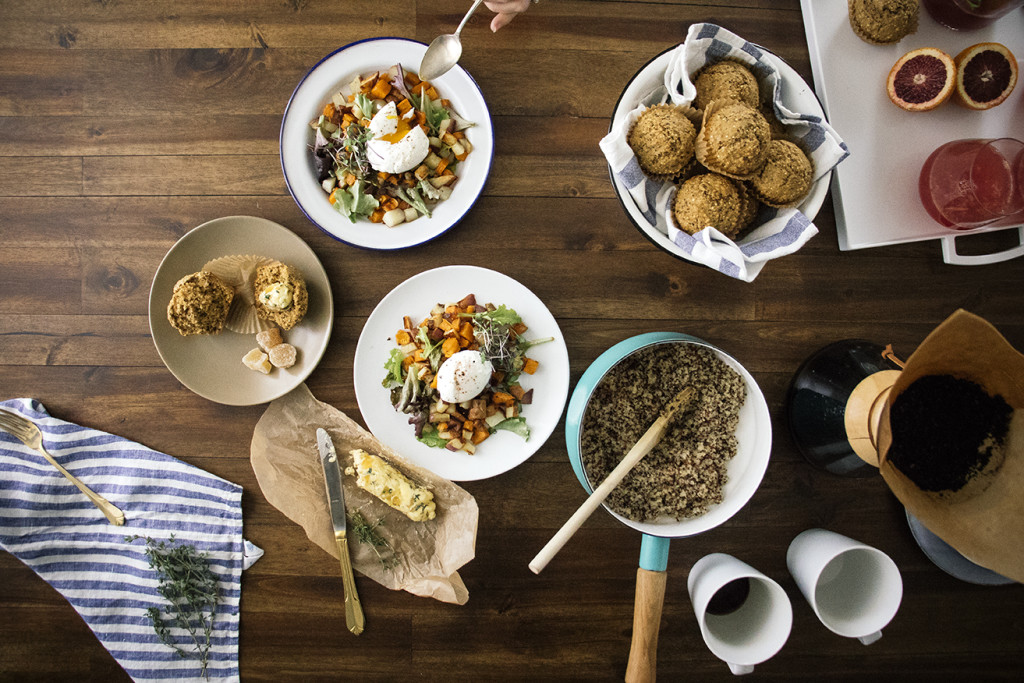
{"left": 953, "top": 42, "right": 1018, "bottom": 111}
{"left": 886, "top": 47, "right": 955, "bottom": 112}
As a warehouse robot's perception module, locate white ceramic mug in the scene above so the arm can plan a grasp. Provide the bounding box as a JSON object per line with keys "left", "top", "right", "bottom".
{"left": 786, "top": 529, "right": 903, "bottom": 645}
{"left": 687, "top": 553, "right": 793, "bottom": 675}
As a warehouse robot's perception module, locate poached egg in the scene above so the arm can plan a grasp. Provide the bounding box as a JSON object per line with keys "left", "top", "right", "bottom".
{"left": 436, "top": 350, "right": 493, "bottom": 403}
{"left": 366, "top": 101, "right": 430, "bottom": 174}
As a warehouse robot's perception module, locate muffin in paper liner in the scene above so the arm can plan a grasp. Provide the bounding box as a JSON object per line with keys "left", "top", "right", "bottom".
{"left": 848, "top": 0, "right": 918, "bottom": 46}
{"left": 626, "top": 103, "right": 701, "bottom": 181}
{"left": 695, "top": 100, "right": 772, "bottom": 181}
{"left": 748, "top": 139, "right": 816, "bottom": 208}
{"left": 671, "top": 173, "right": 744, "bottom": 237}
{"left": 693, "top": 59, "right": 760, "bottom": 111}
{"left": 598, "top": 23, "right": 849, "bottom": 281}
{"left": 203, "top": 254, "right": 281, "bottom": 334}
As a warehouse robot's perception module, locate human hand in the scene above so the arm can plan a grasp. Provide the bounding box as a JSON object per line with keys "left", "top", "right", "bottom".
{"left": 484, "top": 0, "right": 534, "bottom": 32}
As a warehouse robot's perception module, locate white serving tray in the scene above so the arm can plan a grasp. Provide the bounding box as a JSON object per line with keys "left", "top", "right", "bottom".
{"left": 801, "top": 0, "right": 1024, "bottom": 264}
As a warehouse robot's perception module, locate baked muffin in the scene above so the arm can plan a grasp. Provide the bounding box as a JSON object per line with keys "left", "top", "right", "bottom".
{"left": 166, "top": 271, "right": 234, "bottom": 336}
{"left": 749, "top": 140, "right": 814, "bottom": 207}
{"left": 253, "top": 263, "right": 308, "bottom": 331}
{"left": 848, "top": 0, "right": 918, "bottom": 45}
{"left": 627, "top": 104, "right": 698, "bottom": 178}
{"left": 695, "top": 102, "right": 772, "bottom": 179}
{"left": 672, "top": 174, "right": 749, "bottom": 238}
{"left": 693, "top": 61, "right": 761, "bottom": 111}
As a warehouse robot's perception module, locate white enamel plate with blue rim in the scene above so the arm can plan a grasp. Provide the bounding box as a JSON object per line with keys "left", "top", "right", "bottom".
{"left": 280, "top": 37, "right": 494, "bottom": 250}
{"left": 353, "top": 266, "right": 570, "bottom": 481}
{"left": 609, "top": 45, "right": 831, "bottom": 264}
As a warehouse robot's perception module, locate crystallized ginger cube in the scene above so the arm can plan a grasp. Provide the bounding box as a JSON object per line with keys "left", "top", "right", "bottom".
{"left": 268, "top": 343, "right": 297, "bottom": 369}
{"left": 242, "top": 348, "right": 272, "bottom": 374}
{"left": 256, "top": 327, "right": 283, "bottom": 352}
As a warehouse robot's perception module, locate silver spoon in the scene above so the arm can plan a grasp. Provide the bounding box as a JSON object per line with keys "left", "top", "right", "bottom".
{"left": 419, "top": 0, "right": 484, "bottom": 81}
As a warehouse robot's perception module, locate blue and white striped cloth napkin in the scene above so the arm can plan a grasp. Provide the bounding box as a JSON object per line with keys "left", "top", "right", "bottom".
{"left": 600, "top": 23, "right": 850, "bottom": 281}
{"left": 0, "top": 398, "right": 262, "bottom": 682}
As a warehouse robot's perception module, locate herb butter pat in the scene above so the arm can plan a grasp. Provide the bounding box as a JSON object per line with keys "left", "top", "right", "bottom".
{"left": 345, "top": 448, "right": 436, "bottom": 522}
{"left": 260, "top": 282, "right": 293, "bottom": 310}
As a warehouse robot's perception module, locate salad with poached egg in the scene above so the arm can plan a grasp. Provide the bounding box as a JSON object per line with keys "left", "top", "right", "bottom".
{"left": 382, "top": 294, "right": 552, "bottom": 455}
{"left": 310, "top": 65, "right": 475, "bottom": 227}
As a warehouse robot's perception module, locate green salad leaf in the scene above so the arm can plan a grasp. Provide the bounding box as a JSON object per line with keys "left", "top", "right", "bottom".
{"left": 494, "top": 417, "right": 530, "bottom": 440}
{"left": 354, "top": 93, "right": 375, "bottom": 119}
{"left": 382, "top": 348, "right": 406, "bottom": 387}
{"left": 395, "top": 185, "right": 432, "bottom": 218}
{"left": 417, "top": 427, "right": 450, "bottom": 449}
{"left": 472, "top": 305, "right": 521, "bottom": 327}
{"left": 415, "top": 326, "right": 444, "bottom": 371}
{"left": 410, "top": 92, "right": 449, "bottom": 136}
{"left": 332, "top": 179, "right": 380, "bottom": 222}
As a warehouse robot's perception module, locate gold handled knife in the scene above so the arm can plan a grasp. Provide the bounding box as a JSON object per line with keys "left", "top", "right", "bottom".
{"left": 317, "top": 428, "right": 365, "bottom": 635}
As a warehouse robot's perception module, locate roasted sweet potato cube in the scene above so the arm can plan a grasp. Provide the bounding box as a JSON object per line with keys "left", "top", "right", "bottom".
{"left": 369, "top": 77, "right": 392, "bottom": 100}
{"left": 472, "top": 426, "right": 491, "bottom": 444}
{"left": 441, "top": 336, "right": 461, "bottom": 357}
{"left": 492, "top": 391, "right": 516, "bottom": 407}
{"left": 523, "top": 357, "right": 539, "bottom": 375}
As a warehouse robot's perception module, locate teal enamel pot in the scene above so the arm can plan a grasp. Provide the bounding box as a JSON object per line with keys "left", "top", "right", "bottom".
{"left": 564, "top": 332, "right": 772, "bottom": 681}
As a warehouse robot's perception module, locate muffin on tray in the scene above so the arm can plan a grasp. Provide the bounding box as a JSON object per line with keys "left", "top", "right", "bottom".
{"left": 253, "top": 263, "right": 308, "bottom": 331}
{"left": 848, "top": 0, "right": 918, "bottom": 45}
{"left": 695, "top": 101, "right": 772, "bottom": 179}
{"left": 166, "top": 271, "right": 234, "bottom": 336}
{"left": 693, "top": 61, "right": 761, "bottom": 111}
{"left": 672, "top": 173, "right": 755, "bottom": 239}
{"left": 749, "top": 139, "right": 814, "bottom": 208}
{"left": 627, "top": 104, "right": 698, "bottom": 179}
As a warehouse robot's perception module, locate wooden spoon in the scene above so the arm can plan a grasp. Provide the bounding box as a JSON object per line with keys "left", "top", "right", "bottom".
{"left": 529, "top": 386, "right": 695, "bottom": 574}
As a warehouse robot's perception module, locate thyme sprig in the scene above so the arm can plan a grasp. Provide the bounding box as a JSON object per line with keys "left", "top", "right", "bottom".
{"left": 348, "top": 511, "right": 400, "bottom": 570}
{"left": 126, "top": 535, "right": 219, "bottom": 679}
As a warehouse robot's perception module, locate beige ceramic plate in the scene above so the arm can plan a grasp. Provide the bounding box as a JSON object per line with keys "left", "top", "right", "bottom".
{"left": 148, "top": 216, "right": 333, "bottom": 406}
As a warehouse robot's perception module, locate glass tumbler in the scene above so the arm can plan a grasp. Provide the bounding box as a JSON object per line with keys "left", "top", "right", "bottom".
{"left": 921, "top": 0, "right": 1024, "bottom": 30}
{"left": 918, "top": 138, "right": 1024, "bottom": 230}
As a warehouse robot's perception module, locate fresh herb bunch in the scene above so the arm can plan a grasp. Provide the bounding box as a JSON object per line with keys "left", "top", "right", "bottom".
{"left": 126, "top": 535, "right": 220, "bottom": 679}
{"left": 348, "top": 511, "right": 400, "bottom": 570}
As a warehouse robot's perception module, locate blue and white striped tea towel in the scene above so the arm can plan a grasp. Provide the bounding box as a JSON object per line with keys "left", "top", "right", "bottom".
{"left": 0, "top": 398, "right": 263, "bottom": 682}
{"left": 600, "top": 23, "right": 850, "bottom": 282}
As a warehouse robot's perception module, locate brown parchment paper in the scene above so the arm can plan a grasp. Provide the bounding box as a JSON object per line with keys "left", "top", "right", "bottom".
{"left": 250, "top": 384, "right": 479, "bottom": 604}
{"left": 877, "top": 309, "right": 1024, "bottom": 583}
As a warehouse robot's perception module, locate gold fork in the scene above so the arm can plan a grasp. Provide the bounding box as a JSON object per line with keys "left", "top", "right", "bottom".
{"left": 0, "top": 408, "right": 125, "bottom": 526}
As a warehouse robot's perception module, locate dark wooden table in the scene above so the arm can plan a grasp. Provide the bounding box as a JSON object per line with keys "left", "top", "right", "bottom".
{"left": 2, "top": 1, "right": 1023, "bottom": 680}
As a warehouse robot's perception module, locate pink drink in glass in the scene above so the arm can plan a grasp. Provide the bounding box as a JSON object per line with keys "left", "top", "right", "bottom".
{"left": 919, "top": 138, "right": 1024, "bottom": 230}
{"left": 921, "top": 0, "right": 1024, "bottom": 30}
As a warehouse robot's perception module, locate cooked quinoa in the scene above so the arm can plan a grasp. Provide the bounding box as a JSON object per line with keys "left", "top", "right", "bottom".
{"left": 580, "top": 343, "right": 746, "bottom": 522}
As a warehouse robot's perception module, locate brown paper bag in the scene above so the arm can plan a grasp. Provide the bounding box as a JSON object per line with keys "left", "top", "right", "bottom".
{"left": 250, "top": 384, "right": 479, "bottom": 604}
{"left": 877, "top": 309, "right": 1024, "bottom": 583}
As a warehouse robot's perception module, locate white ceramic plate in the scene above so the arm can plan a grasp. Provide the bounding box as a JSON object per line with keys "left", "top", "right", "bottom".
{"left": 609, "top": 45, "right": 831, "bottom": 264}
{"left": 280, "top": 37, "right": 494, "bottom": 250}
{"left": 149, "top": 216, "right": 333, "bottom": 406}
{"left": 354, "top": 266, "right": 570, "bottom": 481}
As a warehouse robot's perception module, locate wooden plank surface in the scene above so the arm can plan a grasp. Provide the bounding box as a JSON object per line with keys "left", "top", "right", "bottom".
{"left": 2, "top": 1, "right": 1023, "bottom": 681}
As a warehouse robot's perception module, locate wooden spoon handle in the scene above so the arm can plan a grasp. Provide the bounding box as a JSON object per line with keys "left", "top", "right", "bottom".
{"left": 625, "top": 567, "right": 668, "bottom": 683}
{"left": 528, "top": 387, "right": 694, "bottom": 574}
{"left": 529, "top": 418, "right": 667, "bottom": 574}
